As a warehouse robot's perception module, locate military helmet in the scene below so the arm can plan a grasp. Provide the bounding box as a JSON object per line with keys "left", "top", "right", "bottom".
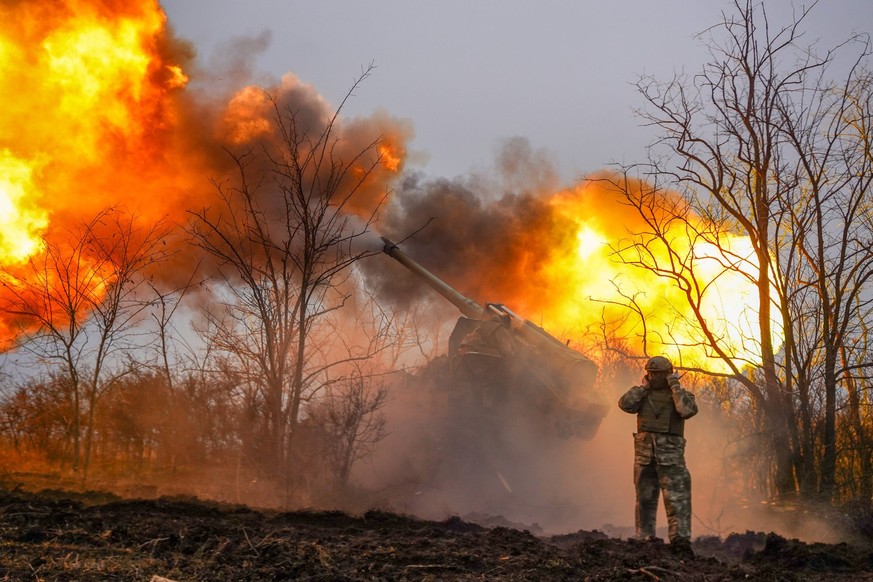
{"left": 644, "top": 355, "right": 673, "bottom": 373}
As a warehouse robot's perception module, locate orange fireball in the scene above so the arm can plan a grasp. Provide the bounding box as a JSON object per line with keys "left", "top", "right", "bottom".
{"left": 534, "top": 177, "right": 783, "bottom": 373}
{"left": 0, "top": 0, "right": 202, "bottom": 342}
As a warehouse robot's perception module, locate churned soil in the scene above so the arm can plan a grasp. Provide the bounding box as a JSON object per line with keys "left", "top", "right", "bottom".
{"left": 1, "top": 488, "right": 872, "bottom": 581}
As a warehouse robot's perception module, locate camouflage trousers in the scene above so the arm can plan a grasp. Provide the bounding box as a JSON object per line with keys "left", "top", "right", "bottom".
{"left": 634, "top": 460, "right": 692, "bottom": 543}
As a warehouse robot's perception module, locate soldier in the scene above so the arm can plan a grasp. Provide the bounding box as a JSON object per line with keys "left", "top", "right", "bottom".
{"left": 619, "top": 356, "right": 698, "bottom": 558}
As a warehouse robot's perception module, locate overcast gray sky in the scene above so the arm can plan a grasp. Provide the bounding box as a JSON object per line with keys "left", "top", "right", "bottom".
{"left": 161, "top": 1, "right": 872, "bottom": 183}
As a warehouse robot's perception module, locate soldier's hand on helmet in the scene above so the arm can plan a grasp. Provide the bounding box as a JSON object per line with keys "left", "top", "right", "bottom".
{"left": 667, "top": 373, "right": 681, "bottom": 391}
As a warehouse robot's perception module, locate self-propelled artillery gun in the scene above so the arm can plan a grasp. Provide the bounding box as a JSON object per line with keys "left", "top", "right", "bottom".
{"left": 381, "top": 237, "right": 608, "bottom": 441}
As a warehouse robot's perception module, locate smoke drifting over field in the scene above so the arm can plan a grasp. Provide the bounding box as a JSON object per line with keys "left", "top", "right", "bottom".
{"left": 356, "top": 367, "right": 847, "bottom": 541}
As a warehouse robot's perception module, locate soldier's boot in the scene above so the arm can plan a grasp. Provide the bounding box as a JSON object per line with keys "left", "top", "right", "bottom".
{"left": 669, "top": 537, "right": 695, "bottom": 560}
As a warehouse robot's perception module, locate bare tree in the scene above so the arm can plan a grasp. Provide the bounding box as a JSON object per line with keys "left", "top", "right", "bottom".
{"left": 188, "top": 66, "right": 395, "bottom": 488}
{"left": 611, "top": 0, "right": 873, "bottom": 501}
{"left": 307, "top": 364, "right": 389, "bottom": 494}
{"left": 147, "top": 266, "right": 201, "bottom": 393}
{"left": 778, "top": 62, "right": 873, "bottom": 498}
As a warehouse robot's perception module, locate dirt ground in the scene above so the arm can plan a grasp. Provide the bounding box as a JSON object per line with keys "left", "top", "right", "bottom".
{"left": 1, "top": 488, "right": 873, "bottom": 581}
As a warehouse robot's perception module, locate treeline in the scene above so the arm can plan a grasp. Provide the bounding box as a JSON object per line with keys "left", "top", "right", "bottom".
{"left": 0, "top": 364, "right": 388, "bottom": 505}
{"left": 0, "top": 370, "right": 235, "bottom": 480}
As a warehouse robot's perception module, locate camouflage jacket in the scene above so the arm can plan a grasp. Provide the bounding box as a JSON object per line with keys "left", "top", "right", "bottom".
{"left": 619, "top": 380, "right": 698, "bottom": 466}
{"left": 618, "top": 383, "right": 698, "bottom": 421}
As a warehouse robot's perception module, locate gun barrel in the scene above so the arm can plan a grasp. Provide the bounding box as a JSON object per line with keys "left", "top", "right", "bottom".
{"left": 381, "top": 238, "right": 486, "bottom": 320}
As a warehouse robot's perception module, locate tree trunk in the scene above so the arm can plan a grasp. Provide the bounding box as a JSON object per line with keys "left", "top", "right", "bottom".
{"left": 794, "top": 377, "right": 818, "bottom": 498}
{"left": 820, "top": 360, "right": 838, "bottom": 499}
{"left": 843, "top": 349, "right": 871, "bottom": 507}
{"left": 764, "top": 396, "right": 797, "bottom": 497}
